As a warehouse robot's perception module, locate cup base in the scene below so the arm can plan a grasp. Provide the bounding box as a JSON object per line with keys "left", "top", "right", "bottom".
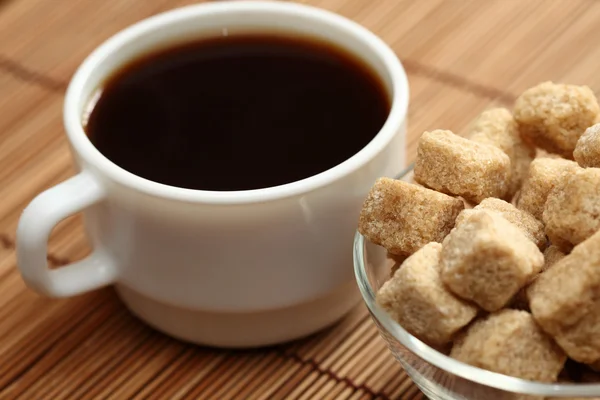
{"left": 115, "top": 282, "right": 361, "bottom": 348}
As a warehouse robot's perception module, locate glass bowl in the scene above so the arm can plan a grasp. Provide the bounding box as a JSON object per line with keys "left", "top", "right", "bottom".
{"left": 353, "top": 165, "right": 600, "bottom": 400}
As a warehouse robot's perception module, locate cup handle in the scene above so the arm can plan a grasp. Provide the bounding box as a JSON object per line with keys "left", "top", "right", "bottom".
{"left": 16, "top": 171, "right": 117, "bottom": 297}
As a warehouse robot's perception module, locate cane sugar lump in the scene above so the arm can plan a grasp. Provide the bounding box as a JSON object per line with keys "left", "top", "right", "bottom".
{"left": 450, "top": 309, "right": 566, "bottom": 382}
{"left": 440, "top": 210, "right": 544, "bottom": 312}
{"left": 358, "top": 177, "right": 464, "bottom": 256}
{"left": 414, "top": 129, "right": 510, "bottom": 203}
{"left": 377, "top": 242, "right": 478, "bottom": 347}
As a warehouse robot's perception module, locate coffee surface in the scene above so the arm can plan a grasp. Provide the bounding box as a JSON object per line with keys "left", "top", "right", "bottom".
{"left": 85, "top": 33, "right": 390, "bottom": 191}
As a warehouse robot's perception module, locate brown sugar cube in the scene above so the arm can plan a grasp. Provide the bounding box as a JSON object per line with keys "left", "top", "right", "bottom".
{"left": 560, "top": 358, "right": 588, "bottom": 382}
{"left": 358, "top": 177, "right": 464, "bottom": 256}
{"left": 555, "top": 359, "right": 600, "bottom": 385}
{"left": 512, "top": 245, "right": 565, "bottom": 310}
{"left": 517, "top": 157, "right": 581, "bottom": 220}
{"left": 440, "top": 210, "right": 544, "bottom": 312}
{"left": 450, "top": 309, "right": 566, "bottom": 382}
{"left": 514, "top": 81, "right": 600, "bottom": 158}
{"left": 511, "top": 190, "right": 521, "bottom": 207}
{"left": 536, "top": 148, "right": 564, "bottom": 159}
{"left": 377, "top": 242, "right": 478, "bottom": 347}
{"left": 459, "top": 197, "right": 475, "bottom": 209}
{"left": 543, "top": 168, "right": 600, "bottom": 251}
{"left": 543, "top": 245, "right": 567, "bottom": 268}
{"left": 389, "top": 262, "right": 401, "bottom": 278}
{"left": 386, "top": 252, "right": 407, "bottom": 278}
{"left": 528, "top": 229, "right": 600, "bottom": 364}
{"left": 510, "top": 291, "right": 531, "bottom": 311}
{"left": 468, "top": 108, "right": 536, "bottom": 198}
{"left": 581, "top": 366, "right": 600, "bottom": 383}
{"left": 574, "top": 123, "right": 600, "bottom": 168}
{"left": 387, "top": 251, "right": 408, "bottom": 265}
{"left": 589, "top": 360, "right": 600, "bottom": 373}
{"left": 455, "top": 197, "right": 546, "bottom": 249}
{"left": 414, "top": 129, "right": 511, "bottom": 203}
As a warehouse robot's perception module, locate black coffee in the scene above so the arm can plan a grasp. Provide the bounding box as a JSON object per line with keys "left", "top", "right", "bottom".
{"left": 85, "top": 34, "right": 390, "bottom": 191}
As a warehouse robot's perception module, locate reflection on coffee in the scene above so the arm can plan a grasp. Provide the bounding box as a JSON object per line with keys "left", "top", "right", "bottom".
{"left": 85, "top": 33, "right": 390, "bottom": 191}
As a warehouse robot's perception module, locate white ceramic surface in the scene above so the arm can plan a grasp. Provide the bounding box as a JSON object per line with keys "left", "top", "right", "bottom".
{"left": 16, "top": 1, "right": 409, "bottom": 347}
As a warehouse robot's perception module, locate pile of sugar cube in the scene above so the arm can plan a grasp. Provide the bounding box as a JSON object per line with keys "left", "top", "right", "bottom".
{"left": 358, "top": 81, "right": 600, "bottom": 387}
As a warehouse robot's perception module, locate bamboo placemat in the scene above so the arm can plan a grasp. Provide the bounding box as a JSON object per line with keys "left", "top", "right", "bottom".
{"left": 2, "top": 0, "right": 600, "bottom": 398}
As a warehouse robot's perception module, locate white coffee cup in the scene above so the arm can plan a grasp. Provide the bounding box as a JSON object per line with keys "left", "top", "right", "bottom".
{"left": 16, "top": 1, "right": 408, "bottom": 347}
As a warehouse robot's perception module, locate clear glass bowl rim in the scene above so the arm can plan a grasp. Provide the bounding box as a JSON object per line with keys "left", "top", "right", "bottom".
{"left": 352, "top": 163, "right": 600, "bottom": 398}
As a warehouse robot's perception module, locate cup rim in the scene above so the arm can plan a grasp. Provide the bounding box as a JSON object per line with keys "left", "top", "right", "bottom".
{"left": 353, "top": 164, "right": 600, "bottom": 397}
{"left": 63, "top": 0, "right": 409, "bottom": 205}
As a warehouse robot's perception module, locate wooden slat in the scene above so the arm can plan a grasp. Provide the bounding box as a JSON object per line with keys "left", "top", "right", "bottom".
{"left": 0, "top": 290, "right": 116, "bottom": 390}
{"left": 385, "top": 0, "right": 598, "bottom": 95}
{"left": 148, "top": 353, "right": 226, "bottom": 399}
{"left": 2, "top": 300, "right": 125, "bottom": 399}
{"left": 76, "top": 334, "right": 177, "bottom": 399}
{"left": 5, "top": 0, "right": 596, "bottom": 100}
{"left": 0, "top": 0, "right": 176, "bottom": 82}
{"left": 0, "top": 74, "right": 55, "bottom": 136}
{"left": 506, "top": 3, "right": 600, "bottom": 93}
{"left": 24, "top": 308, "right": 135, "bottom": 399}
{"left": 0, "top": 95, "right": 67, "bottom": 184}
{"left": 0, "top": 95, "right": 74, "bottom": 233}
